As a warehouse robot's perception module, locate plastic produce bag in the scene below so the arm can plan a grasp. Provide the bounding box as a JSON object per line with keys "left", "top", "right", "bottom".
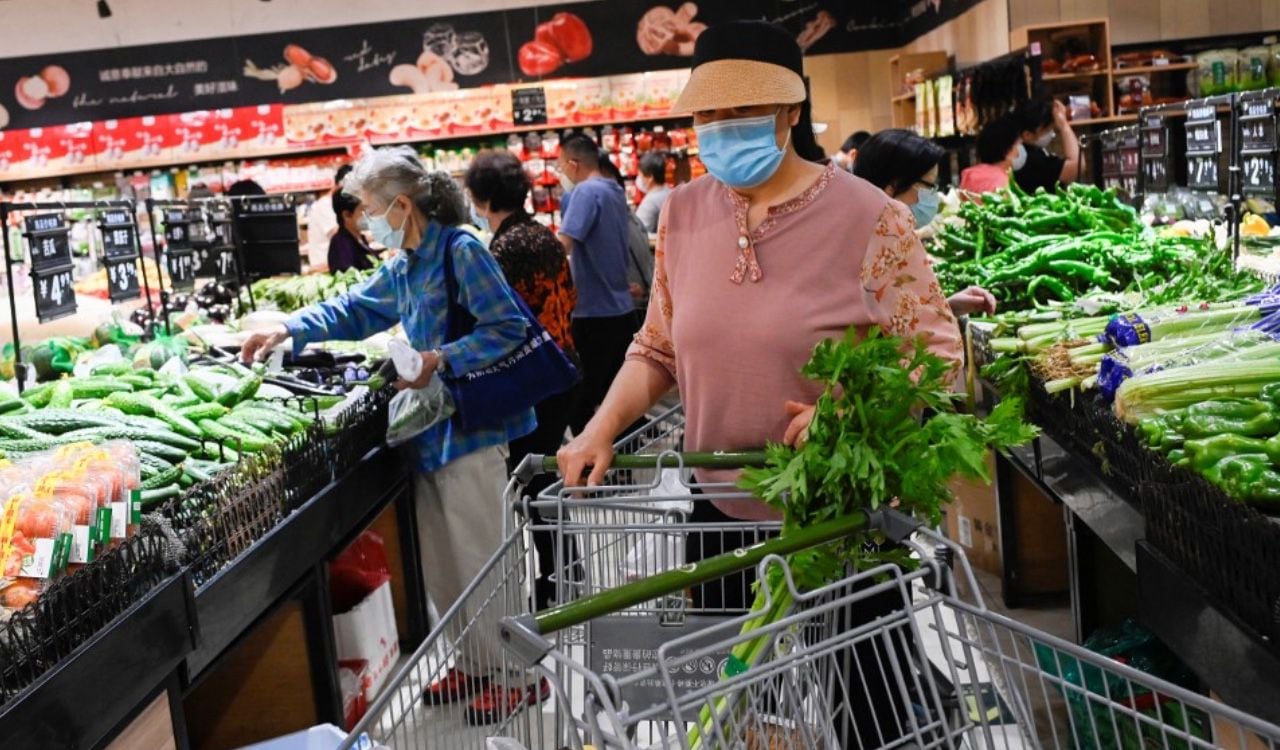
{"left": 384, "top": 339, "right": 454, "bottom": 447}
{"left": 622, "top": 467, "right": 693, "bottom": 581}
{"left": 1034, "top": 619, "right": 1208, "bottom": 750}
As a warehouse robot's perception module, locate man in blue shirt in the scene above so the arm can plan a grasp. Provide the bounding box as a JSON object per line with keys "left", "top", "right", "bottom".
{"left": 556, "top": 134, "right": 639, "bottom": 435}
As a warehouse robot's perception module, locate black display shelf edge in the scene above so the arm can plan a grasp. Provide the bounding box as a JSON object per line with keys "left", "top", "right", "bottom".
{"left": 0, "top": 574, "right": 194, "bottom": 750}
{"left": 183, "top": 445, "right": 409, "bottom": 681}
{"left": 1137, "top": 542, "right": 1280, "bottom": 725}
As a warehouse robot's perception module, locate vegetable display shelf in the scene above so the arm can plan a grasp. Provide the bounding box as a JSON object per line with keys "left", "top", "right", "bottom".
{"left": 985, "top": 381, "right": 1280, "bottom": 714}
{"left": 0, "top": 573, "right": 194, "bottom": 749}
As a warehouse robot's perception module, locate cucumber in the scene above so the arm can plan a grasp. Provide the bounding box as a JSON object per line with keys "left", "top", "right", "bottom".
{"left": 184, "top": 375, "right": 217, "bottom": 403}
{"left": 216, "top": 375, "right": 262, "bottom": 408}
{"left": 183, "top": 462, "right": 213, "bottom": 483}
{"left": 0, "top": 437, "right": 64, "bottom": 453}
{"left": 48, "top": 381, "right": 74, "bottom": 409}
{"left": 247, "top": 399, "right": 316, "bottom": 425}
{"left": 219, "top": 415, "right": 272, "bottom": 440}
{"left": 115, "top": 374, "right": 153, "bottom": 389}
{"left": 59, "top": 426, "right": 200, "bottom": 451}
{"left": 140, "top": 486, "right": 182, "bottom": 510}
{"left": 165, "top": 395, "right": 202, "bottom": 410}
{"left": 178, "top": 472, "right": 195, "bottom": 488}
{"left": 114, "top": 415, "right": 174, "bottom": 433}
{"left": 0, "top": 399, "right": 30, "bottom": 415}
{"left": 195, "top": 444, "right": 240, "bottom": 463}
{"left": 139, "top": 453, "right": 173, "bottom": 473}
{"left": 104, "top": 392, "right": 201, "bottom": 438}
{"left": 134, "top": 440, "right": 187, "bottom": 463}
{"left": 140, "top": 463, "right": 184, "bottom": 490}
{"left": 198, "top": 419, "right": 271, "bottom": 452}
{"left": 20, "top": 382, "right": 56, "bottom": 407}
{"left": 234, "top": 407, "right": 301, "bottom": 435}
{"left": 0, "top": 420, "right": 48, "bottom": 440}
{"left": 69, "top": 378, "right": 134, "bottom": 399}
{"left": 12, "top": 410, "right": 123, "bottom": 434}
{"left": 179, "top": 403, "right": 229, "bottom": 421}
{"left": 139, "top": 463, "right": 159, "bottom": 480}
{"left": 89, "top": 361, "right": 133, "bottom": 377}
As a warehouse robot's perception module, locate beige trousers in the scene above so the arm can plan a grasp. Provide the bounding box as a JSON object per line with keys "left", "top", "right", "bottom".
{"left": 413, "top": 444, "right": 528, "bottom": 682}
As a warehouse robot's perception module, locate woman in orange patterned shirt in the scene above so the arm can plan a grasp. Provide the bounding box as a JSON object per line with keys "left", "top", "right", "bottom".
{"left": 465, "top": 150, "right": 577, "bottom": 610}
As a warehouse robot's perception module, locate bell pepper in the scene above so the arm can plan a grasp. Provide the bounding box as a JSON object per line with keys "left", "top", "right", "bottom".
{"left": 1184, "top": 399, "right": 1272, "bottom": 420}
{"left": 1202, "top": 453, "right": 1280, "bottom": 506}
{"left": 1259, "top": 383, "right": 1280, "bottom": 408}
{"left": 1165, "top": 448, "right": 1188, "bottom": 466}
{"left": 1184, "top": 434, "right": 1270, "bottom": 473}
{"left": 1181, "top": 404, "right": 1280, "bottom": 439}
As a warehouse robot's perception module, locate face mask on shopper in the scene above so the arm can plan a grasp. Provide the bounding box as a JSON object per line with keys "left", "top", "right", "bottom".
{"left": 910, "top": 187, "right": 940, "bottom": 227}
{"left": 558, "top": 172, "right": 576, "bottom": 192}
{"left": 469, "top": 204, "right": 491, "bottom": 233}
{"left": 1034, "top": 130, "right": 1056, "bottom": 148}
{"left": 635, "top": 174, "right": 650, "bottom": 193}
{"left": 1012, "top": 143, "right": 1028, "bottom": 171}
{"left": 367, "top": 199, "right": 408, "bottom": 250}
{"left": 694, "top": 110, "right": 790, "bottom": 189}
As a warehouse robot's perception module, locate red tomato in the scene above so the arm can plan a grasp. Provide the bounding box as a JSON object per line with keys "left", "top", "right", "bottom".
{"left": 519, "top": 40, "right": 563, "bottom": 77}
{"left": 16, "top": 501, "right": 59, "bottom": 539}
{"left": 2, "top": 580, "right": 40, "bottom": 610}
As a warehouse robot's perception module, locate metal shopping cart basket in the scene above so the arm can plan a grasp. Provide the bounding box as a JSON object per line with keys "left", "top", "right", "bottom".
{"left": 339, "top": 406, "right": 1280, "bottom": 750}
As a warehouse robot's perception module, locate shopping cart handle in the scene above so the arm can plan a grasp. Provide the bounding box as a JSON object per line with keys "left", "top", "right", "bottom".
{"left": 514, "top": 450, "right": 770, "bottom": 485}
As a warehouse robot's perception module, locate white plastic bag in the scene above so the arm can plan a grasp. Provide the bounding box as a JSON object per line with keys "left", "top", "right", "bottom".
{"left": 385, "top": 339, "right": 454, "bottom": 447}
{"left": 622, "top": 467, "right": 693, "bottom": 581}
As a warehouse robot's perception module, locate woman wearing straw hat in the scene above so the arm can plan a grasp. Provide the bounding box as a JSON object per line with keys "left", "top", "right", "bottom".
{"left": 558, "top": 19, "right": 963, "bottom": 748}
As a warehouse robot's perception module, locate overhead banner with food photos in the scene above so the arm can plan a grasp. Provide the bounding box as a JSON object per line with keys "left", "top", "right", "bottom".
{"left": 0, "top": 0, "right": 982, "bottom": 132}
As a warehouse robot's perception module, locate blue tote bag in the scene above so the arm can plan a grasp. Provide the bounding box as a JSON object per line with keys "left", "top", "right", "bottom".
{"left": 439, "top": 229, "right": 580, "bottom": 432}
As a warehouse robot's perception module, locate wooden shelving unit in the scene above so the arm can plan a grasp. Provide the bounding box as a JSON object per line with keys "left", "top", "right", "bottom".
{"left": 1012, "top": 18, "right": 1115, "bottom": 124}
{"left": 1112, "top": 62, "right": 1198, "bottom": 75}
{"left": 888, "top": 51, "right": 950, "bottom": 130}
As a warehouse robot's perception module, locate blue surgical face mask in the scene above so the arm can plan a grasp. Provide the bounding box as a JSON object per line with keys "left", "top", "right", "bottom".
{"left": 367, "top": 200, "right": 408, "bottom": 250}
{"left": 469, "top": 203, "right": 490, "bottom": 233}
{"left": 910, "top": 187, "right": 940, "bottom": 227}
{"left": 1012, "top": 143, "right": 1028, "bottom": 171}
{"left": 694, "top": 110, "right": 790, "bottom": 189}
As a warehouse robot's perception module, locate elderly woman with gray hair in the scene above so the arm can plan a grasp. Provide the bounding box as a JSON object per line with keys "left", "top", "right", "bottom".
{"left": 240, "top": 145, "right": 546, "bottom": 725}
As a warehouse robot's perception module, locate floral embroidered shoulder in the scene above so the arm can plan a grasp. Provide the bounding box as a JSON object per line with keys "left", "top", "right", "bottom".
{"left": 626, "top": 163, "right": 963, "bottom": 520}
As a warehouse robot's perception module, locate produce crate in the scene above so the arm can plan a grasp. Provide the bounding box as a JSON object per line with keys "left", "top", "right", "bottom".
{"left": 1027, "top": 379, "right": 1099, "bottom": 460}
{"left": 280, "top": 419, "right": 329, "bottom": 511}
{"left": 1078, "top": 396, "right": 1184, "bottom": 501}
{"left": 151, "top": 452, "right": 288, "bottom": 588}
{"left": 326, "top": 386, "right": 392, "bottom": 480}
{"left": 0, "top": 517, "right": 171, "bottom": 706}
{"left": 1140, "top": 476, "right": 1280, "bottom": 648}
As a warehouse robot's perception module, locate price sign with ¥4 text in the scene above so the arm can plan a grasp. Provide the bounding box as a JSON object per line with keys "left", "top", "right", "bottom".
{"left": 23, "top": 214, "right": 72, "bottom": 272}
{"left": 511, "top": 87, "right": 548, "bottom": 126}
{"left": 103, "top": 256, "right": 141, "bottom": 302}
{"left": 31, "top": 265, "right": 76, "bottom": 322}
{"left": 167, "top": 249, "right": 195, "bottom": 292}
{"left": 164, "top": 209, "right": 192, "bottom": 251}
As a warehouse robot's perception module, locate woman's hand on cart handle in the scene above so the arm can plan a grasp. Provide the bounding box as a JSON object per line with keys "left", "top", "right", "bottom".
{"left": 557, "top": 429, "right": 616, "bottom": 487}
{"left": 783, "top": 400, "right": 815, "bottom": 448}
{"left": 240, "top": 324, "right": 289, "bottom": 364}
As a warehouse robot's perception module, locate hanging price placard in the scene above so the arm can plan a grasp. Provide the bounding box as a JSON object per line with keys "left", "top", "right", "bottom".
{"left": 23, "top": 214, "right": 72, "bottom": 272}
{"left": 31, "top": 266, "right": 76, "bottom": 322}
{"left": 164, "top": 209, "right": 192, "bottom": 251}
{"left": 103, "top": 257, "right": 140, "bottom": 302}
{"left": 1240, "top": 95, "right": 1277, "bottom": 197}
{"left": 511, "top": 86, "right": 548, "bottom": 126}
{"left": 166, "top": 250, "right": 195, "bottom": 292}
{"left": 1184, "top": 106, "right": 1222, "bottom": 192}
{"left": 97, "top": 208, "right": 142, "bottom": 302}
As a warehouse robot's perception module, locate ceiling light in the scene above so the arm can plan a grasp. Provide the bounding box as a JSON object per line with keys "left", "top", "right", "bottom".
{"left": 97, "top": 0, "right": 111, "bottom": 17}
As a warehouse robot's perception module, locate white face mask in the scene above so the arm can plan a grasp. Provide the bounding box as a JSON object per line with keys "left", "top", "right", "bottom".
{"left": 559, "top": 172, "right": 575, "bottom": 192}
{"left": 635, "top": 174, "right": 650, "bottom": 193}
{"left": 1034, "top": 130, "right": 1056, "bottom": 148}
{"left": 1012, "top": 143, "right": 1028, "bottom": 171}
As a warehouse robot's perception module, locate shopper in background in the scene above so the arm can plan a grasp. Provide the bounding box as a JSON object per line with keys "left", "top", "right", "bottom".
{"left": 597, "top": 155, "right": 656, "bottom": 312}
{"left": 239, "top": 145, "right": 545, "bottom": 726}
{"left": 305, "top": 164, "right": 352, "bottom": 272}
{"left": 1013, "top": 97, "right": 1081, "bottom": 194}
{"left": 833, "top": 129, "right": 870, "bottom": 171}
{"left": 186, "top": 183, "right": 214, "bottom": 200}
{"left": 326, "top": 174, "right": 377, "bottom": 273}
{"left": 464, "top": 149, "right": 578, "bottom": 611}
{"left": 556, "top": 134, "right": 640, "bottom": 435}
{"left": 855, "top": 129, "right": 998, "bottom": 318}
{"left": 556, "top": 21, "right": 961, "bottom": 748}
{"left": 225, "top": 179, "right": 266, "bottom": 197}
{"left": 634, "top": 151, "right": 671, "bottom": 233}
{"left": 959, "top": 115, "right": 1022, "bottom": 195}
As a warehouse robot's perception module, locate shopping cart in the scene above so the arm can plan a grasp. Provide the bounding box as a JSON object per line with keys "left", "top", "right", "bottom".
{"left": 339, "top": 406, "right": 1280, "bottom": 750}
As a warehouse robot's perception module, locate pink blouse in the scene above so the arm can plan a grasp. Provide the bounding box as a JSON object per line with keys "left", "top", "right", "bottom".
{"left": 627, "top": 163, "right": 963, "bottom": 520}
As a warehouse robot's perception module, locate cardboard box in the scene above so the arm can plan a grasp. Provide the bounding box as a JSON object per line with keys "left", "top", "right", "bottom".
{"left": 945, "top": 452, "right": 1002, "bottom": 577}
{"left": 333, "top": 580, "right": 400, "bottom": 702}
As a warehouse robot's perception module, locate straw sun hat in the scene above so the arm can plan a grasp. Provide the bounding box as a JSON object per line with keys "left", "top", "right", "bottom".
{"left": 672, "top": 20, "right": 807, "bottom": 115}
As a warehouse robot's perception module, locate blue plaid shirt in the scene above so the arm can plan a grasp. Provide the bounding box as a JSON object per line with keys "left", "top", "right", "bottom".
{"left": 285, "top": 222, "right": 536, "bottom": 472}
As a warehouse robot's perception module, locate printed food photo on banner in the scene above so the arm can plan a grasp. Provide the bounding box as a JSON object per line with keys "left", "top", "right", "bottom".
{"left": 243, "top": 44, "right": 338, "bottom": 93}
{"left": 518, "top": 11, "right": 593, "bottom": 77}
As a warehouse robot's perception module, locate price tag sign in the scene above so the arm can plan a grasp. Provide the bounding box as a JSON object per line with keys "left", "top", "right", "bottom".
{"left": 31, "top": 266, "right": 76, "bottom": 322}
{"left": 214, "top": 247, "right": 238, "bottom": 282}
{"left": 166, "top": 250, "right": 195, "bottom": 292}
{"left": 511, "top": 87, "right": 548, "bottom": 126}
{"left": 103, "top": 257, "right": 141, "bottom": 302}
{"left": 164, "top": 209, "right": 191, "bottom": 251}
{"left": 97, "top": 209, "right": 137, "bottom": 258}
{"left": 1144, "top": 157, "right": 1170, "bottom": 192}
{"left": 1243, "top": 152, "right": 1277, "bottom": 196}
{"left": 1188, "top": 154, "right": 1221, "bottom": 190}
{"left": 23, "top": 214, "right": 72, "bottom": 272}
{"left": 243, "top": 197, "right": 290, "bottom": 215}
